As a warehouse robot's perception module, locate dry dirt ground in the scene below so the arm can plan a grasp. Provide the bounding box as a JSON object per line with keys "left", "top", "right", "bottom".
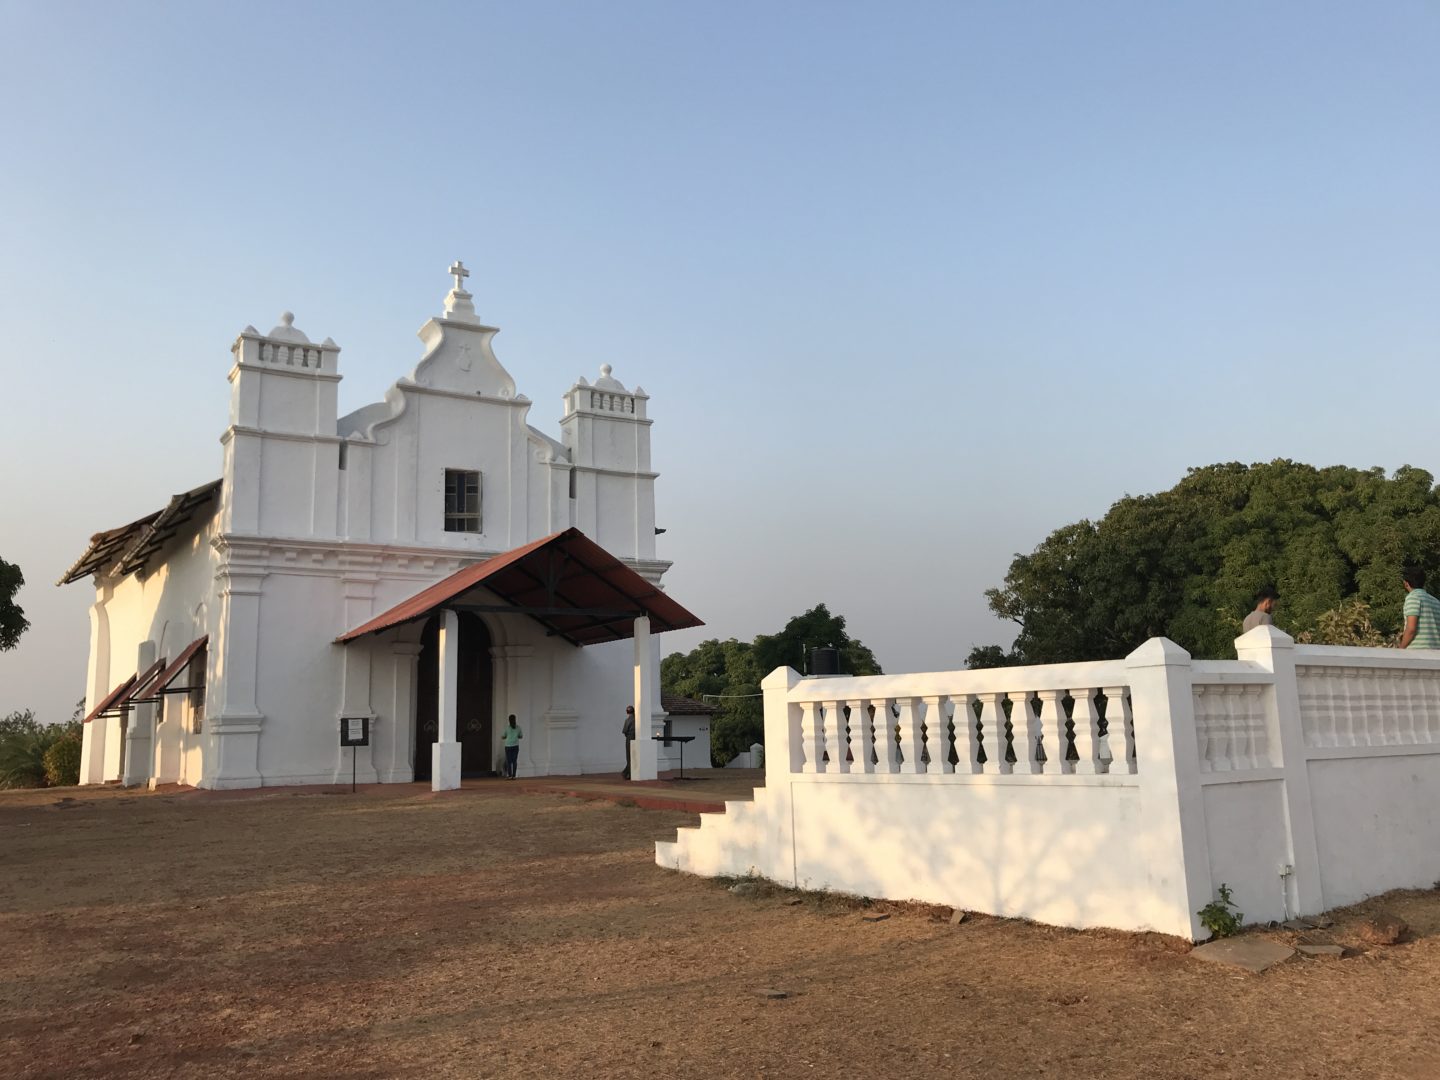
{"left": 4, "top": 781, "right": 1440, "bottom": 1080}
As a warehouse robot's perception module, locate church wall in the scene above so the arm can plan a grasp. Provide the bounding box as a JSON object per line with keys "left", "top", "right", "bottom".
{"left": 255, "top": 368, "right": 330, "bottom": 436}
{"left": 592, "top": 474, "right": 643, "bottom": 561}
{"left": 360, "top": 390, "right": 534, "bottom": 551}
{"left": 81, "top": 517, "right": 219, "bottom": 784}
{"left": 249, "top": 570, "right": 349, "bottom": 785}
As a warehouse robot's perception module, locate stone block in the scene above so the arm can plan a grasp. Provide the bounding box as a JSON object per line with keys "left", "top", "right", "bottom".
{"left": 1296, "top": 944, "right": 1345, "bottom": 959}
{"left": 1190, "top": 938, "right": 1295, "bottom": 973}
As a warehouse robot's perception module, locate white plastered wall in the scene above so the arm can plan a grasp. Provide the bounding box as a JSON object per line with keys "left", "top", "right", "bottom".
{"left": 79, "top": 517, "right": 219, "bottom": 785}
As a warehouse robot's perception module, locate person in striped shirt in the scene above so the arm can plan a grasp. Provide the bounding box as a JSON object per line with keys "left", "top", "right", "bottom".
{"left": 1399, "top": 566, "right": 1440, "bottom": 650}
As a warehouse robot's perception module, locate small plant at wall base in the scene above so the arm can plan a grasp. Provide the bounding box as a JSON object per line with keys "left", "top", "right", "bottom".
{"left": 1198, "top": 883, "right": 1244, "bottom": 939}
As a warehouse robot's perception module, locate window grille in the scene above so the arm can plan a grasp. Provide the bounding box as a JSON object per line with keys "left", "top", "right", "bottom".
{"left": 444, "top": 469, "right": 482, "bottom": 533}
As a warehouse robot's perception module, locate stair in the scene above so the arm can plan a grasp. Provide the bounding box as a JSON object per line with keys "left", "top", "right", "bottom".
{"left": 655, "top": 787, "right": 787, "bottom": 880}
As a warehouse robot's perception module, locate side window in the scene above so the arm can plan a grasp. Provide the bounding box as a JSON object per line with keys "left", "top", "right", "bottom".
{"left": 188, "top": 647, "right": 207, "bottom": 735}
{"left": 444, "top": 469, "right": 482, "bottom": 533}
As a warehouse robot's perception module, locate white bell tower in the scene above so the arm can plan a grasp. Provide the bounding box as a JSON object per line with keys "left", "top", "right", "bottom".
{"left": 221, "top": 313, "right": 342, "bottom": 537}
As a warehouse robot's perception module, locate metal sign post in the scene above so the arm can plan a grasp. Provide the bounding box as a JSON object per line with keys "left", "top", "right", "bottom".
{"left": 339, "top": 717, "right": 370, "bottom": 793}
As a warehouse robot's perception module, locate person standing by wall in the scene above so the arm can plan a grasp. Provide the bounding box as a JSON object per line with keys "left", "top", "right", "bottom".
{"left": 1399, "top": 567, "right": 1440, "bottom": 649}
{"left": 1243, "top": 586, "right": 1280, "bottom": 632}
{"left": 502, "top": 714, "right": 522, "bottom": 779}
{"left": 621, "top": 705, "right": 636, "bottom": 780}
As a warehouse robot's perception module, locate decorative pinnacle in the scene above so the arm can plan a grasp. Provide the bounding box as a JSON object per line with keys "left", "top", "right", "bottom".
{"left": 448, "top": 260, "right": 470, "bottom": 293}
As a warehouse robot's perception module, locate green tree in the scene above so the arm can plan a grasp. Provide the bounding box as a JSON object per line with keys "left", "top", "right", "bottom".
{"left": 975, "top": 461, "right": 1440, "bottom": 663}
{"left": 964, "top": 644, "right": 1018, "bottom": 670}
{"left": 0, "top": 557, "right": 27, "bottom": 652}
{"left": 662, "top": 604, "right": 883, "bottom": 765}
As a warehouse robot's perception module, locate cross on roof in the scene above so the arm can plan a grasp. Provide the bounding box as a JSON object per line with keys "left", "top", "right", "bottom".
{"left": 448, "top": 260, "right": 470, "bottom": 292}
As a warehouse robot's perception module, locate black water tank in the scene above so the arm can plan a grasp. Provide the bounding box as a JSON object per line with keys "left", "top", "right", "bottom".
{"left": 810, "top": 646, "right": 841, "bottom": 676}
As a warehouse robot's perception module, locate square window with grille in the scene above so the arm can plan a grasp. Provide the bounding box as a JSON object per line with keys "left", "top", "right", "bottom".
{"left": 444, "top": 469, "right": 482, "bottom": 533}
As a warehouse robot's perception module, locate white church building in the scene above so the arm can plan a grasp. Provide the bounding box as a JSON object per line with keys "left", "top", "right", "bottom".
{"left": 62, "top": 264, "right": 702, "bottom": 790}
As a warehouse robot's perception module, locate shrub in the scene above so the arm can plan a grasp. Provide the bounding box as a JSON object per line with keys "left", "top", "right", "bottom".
{"left": 1198, "top": 883, "right": 1244, "bottom": 939}
{"left": 1295, "top": 598, "right": 1393, "bottom": 647}
{"left": 0, "top": 712, "right": 78, "bottom": 789}
{"left": 43, "top": 729, "right": 82, "bottom": 787}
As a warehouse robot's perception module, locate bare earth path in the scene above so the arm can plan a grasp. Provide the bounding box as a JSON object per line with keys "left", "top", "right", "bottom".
{"left": 3, "top": 782, "right": 1439, "bottom": 1079}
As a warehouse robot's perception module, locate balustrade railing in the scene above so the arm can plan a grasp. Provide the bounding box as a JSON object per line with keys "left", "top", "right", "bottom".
{"left": 1296, "top": 660, "right": 1440, "bottom": 748}
{"left": 588, "top": 390, "right": 635, "bottom": 413}
{"left": 1192, "top": 682, "right": 1271, "bottom": 771}
{"left": 259, "top": 340, "right": 324, "bottom": 368}
{"left": 786, "top": 666, "right": 1136, "bottom": 778}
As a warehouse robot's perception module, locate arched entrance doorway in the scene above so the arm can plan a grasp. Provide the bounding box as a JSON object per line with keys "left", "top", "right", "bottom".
{"left": 413, "top": 611, "right": 495, "bottom": 780}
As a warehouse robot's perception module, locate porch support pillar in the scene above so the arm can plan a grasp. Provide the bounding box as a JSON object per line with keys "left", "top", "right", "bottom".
{"left": 432, "top": 608, "right": 462, "bottom": 791}
{"left": 631, "top": 615, "right": 659, "bottom": 781}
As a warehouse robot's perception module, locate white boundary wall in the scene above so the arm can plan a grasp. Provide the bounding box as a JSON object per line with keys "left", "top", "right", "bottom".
{"left": 656, "top": 626, "right": 1440, "bottom": 940}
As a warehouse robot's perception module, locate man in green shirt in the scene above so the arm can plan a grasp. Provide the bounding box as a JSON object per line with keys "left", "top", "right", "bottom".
{"left": 502, "top": 714, "right": 523, "bottom": 779}
{"left": 1399, "top": 567, "right": 1440, "bottom": 650}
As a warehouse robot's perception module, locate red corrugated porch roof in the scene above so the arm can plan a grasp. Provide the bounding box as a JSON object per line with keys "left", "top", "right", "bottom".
{"left": 337, "top": 528, "right": 702, "bottom": 647}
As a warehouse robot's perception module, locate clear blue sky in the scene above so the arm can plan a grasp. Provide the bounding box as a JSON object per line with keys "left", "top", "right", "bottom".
{"left": 2, "top": 1, "right": 1437, "bottom": 724}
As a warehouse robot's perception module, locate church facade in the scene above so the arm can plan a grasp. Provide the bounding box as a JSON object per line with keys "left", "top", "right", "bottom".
{"left": 63, "top": 265, "right": 701, "bottom": 790}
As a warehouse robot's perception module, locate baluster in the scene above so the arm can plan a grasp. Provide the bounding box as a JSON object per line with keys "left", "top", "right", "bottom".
{"left": 1330, "top": 673, "right": 1353, "bottom": 748}
{"left": 1373, "top": 670, "right": 1393, "bottom": 745}
{"left": 1312, "top": 668, "right": 1331, "bottom": 748}
{"left": 848, "top": 699, "right": 874, "bottom": 773}
{"left": 1312, "top": 669, "right": 1332, "bottom": 747}
{"left": 1213, "top": 687, "right": 1235, "bottom": 770}
{"left": 1224, "top": 687, "right": 1247, "bottom": 768}
{"left": 1316, "top": 668, "right": 1334, "bottom": 748}
{"left": 1036, "top": 689, "right": 1070, "bottom": 775}
{"left": 1102, "top": 686, "right": 1136, "bottom": 774}
{"left": 1245, "top": 685, "right": 1268, "bottom": 766}
{"left": 897, "top": 697, "right": 926, "bottom": 774}
{"left": 1070, "top": 687, "right": 1101, "bottom": 774}
{"left": 953, "top": 694, "right": 981, "bottom": 773}
{"left": 798, "top": 701, "right": 823, "bottom": 773}
{"left": 872, "top": 699, "right": 899, "bottom": 774}
{"left": 1193, "top": 686, "right": 1213, "bottom": 771}
{"left": 978, "top": 692, "right": 1009, "bottom": 774}
{"left": 1404, "top": 672, "right": 1423, "bottom": 744}
{"left": 1295, "top": 667, "right": 1316, "bottom": 748}
{"left": 920, "top": 696, "right": 952, "bottom": 775}
{"left": 1360, "top": 670, "right": 1381, "bottom": 745}
{"left": 1423, "top": 672, "right": 1440, "bottom": 743}
{"left": 1395, "top": 671, "right": 1416, "bottom": 745}
{"left": 1009, "top": 691, "right": 1039, "bottom": 774}
{"left": 821, "top": 702, "right": 847, "bottom": 773}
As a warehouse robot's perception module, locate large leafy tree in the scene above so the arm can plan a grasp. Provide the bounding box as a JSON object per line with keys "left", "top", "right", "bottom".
{"left": 0, "top": 557, "right": 26, "bottom": 652}
{"left": 974, "top": 461, "right": 1440, "bottom": 664}
{"left": 663, "top": 604, "right": 882, "bottom": 765}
